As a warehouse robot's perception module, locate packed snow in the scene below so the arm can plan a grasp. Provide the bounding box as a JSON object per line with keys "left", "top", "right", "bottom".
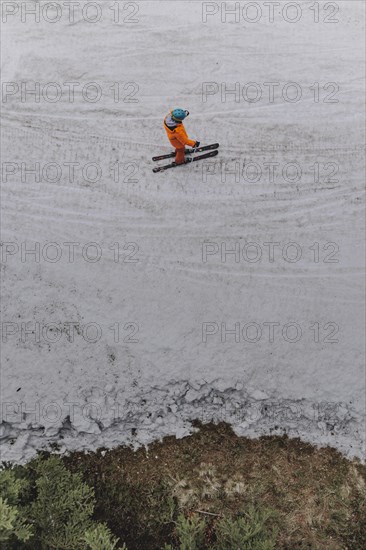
{"left": 1, "top": 0, "right": 365, "bottom": 463}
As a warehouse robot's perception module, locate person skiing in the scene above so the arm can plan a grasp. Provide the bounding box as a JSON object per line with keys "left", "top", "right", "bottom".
{"left": 164, "top": 109, "right": 200, "bottom": 165}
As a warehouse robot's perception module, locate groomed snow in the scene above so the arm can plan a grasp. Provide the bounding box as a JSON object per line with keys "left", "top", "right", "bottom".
{"left": 1, "top": 0, "right": 365, "bottom": 463}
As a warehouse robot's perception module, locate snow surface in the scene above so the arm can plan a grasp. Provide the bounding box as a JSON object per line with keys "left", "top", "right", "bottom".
{"left": 1, "top": 0, "right": 365, "bottom": 463}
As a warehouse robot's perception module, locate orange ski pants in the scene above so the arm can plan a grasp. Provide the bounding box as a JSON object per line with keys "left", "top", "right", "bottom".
{"left": 166, "top": 136, "right": 187, "bottom": 164}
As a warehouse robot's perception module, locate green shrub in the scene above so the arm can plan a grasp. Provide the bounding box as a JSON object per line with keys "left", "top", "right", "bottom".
{"left": 84, "top": 523, "right": 127, "bottom": 549}
{"left": 214, "top": 507, "right": 276, "bottom": 550}
{"left": 0, "top": 469, "right": 29, "bottom": 507}
{"left": 1, "top": 457, "right": 131, "bottom": 550}
{"left": 0, "top": 468, "right": 33, "bottom": 545}
{"left": 0, "top": 495, "right": 33, "bottom": 544}
{"left": 175, "top": 513, "right": 206, "bottom": 550}
{"left": 27, "top": 456, "right": 95, "bottom": 549}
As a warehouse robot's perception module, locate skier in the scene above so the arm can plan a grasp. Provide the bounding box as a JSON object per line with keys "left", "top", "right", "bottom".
{"left": 164, "top": 109, "right": 200, "bottom": 165}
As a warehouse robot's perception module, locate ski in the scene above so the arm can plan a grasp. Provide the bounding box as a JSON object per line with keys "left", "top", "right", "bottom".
{"left": 152, "top": 143, "right": 219, "bottom": 162}
{"left": 152, "top": 150, "right": 218, "bottom": 173}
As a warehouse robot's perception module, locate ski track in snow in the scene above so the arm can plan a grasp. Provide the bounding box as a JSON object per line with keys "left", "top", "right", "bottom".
{"left": 1, "top": 1, "right": 365, "bottom": 462}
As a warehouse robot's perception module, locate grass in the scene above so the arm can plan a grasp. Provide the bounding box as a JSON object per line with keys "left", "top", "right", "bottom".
{"left": 61, "top": 421, "right": 366, "bottom": 549}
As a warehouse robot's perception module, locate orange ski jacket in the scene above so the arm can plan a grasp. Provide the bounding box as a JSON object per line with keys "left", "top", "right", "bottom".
{"left": 164, "top": 111, "right": 196, "bottom": 149}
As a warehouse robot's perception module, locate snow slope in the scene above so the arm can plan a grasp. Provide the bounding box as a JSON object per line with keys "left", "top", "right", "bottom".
{"left": 1, "top": 0, "right": 365, "bottom": 462}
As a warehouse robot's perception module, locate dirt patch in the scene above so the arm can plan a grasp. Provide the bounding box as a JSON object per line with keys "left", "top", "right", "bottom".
{"left": 63, "top": 422, "right": 366, "bottom": 549}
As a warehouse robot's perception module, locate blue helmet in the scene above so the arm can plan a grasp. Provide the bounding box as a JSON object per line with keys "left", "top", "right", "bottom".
{"left": 172, "top": 108, "right": 189, "bottom": 121}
